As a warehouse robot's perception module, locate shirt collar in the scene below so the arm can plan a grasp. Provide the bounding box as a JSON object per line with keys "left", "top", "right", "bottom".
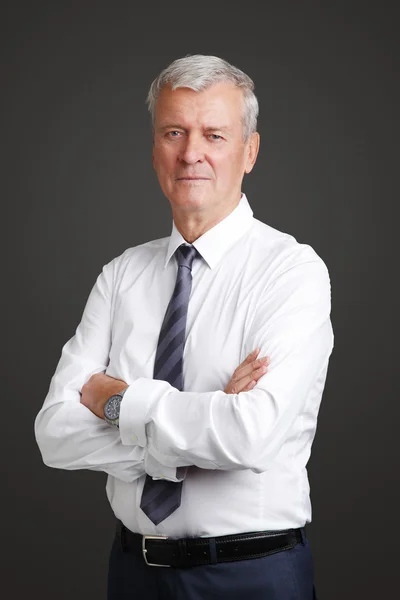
{"left": 164, "top": 193, "right": 254, "bottom": 270}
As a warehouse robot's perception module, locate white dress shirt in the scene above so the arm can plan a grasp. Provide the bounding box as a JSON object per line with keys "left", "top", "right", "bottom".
{"left": 34, "top": 193, "right": 334, "bottom": 538}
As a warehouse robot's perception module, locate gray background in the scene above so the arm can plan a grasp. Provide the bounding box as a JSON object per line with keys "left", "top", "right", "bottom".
{"left": 2, "top": 1, "right": 398, "bottom": 598}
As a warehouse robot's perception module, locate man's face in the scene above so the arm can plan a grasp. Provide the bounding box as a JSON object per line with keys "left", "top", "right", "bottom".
{"left": 152, "top": 81, "right": 259, "bottom": 217}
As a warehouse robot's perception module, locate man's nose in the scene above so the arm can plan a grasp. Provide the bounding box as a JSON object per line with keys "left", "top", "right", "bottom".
{"left": 179, "top": 135, "right": 204, "bottom": 164}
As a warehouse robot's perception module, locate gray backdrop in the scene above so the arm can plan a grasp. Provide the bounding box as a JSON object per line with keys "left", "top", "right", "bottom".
{"left": 2, "top": 1, "right": 398, "bottom": 599}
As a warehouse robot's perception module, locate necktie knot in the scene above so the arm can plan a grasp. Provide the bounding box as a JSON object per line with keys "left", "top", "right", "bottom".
{"left": 176, "top": 244, "right": 199, "bottom": 270}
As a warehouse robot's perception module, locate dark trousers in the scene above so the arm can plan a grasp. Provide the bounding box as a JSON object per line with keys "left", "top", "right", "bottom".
{"left": 107, "top": 527, "right": 318, "bottom": 599}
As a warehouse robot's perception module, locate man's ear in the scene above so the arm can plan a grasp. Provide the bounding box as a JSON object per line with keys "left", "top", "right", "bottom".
{"left": 244, "top": 132, "right": 260, "bottom": 174}
{"left": 152, "top": 128, "right": 156, "bottom": 169}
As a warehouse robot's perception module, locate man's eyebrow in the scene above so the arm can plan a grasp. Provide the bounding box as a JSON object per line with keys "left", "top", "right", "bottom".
{"left": 204, "top": 126, "right": 231, "bottom": 133}
{"left": 158, "top": 124, "right": 186, "bottom": 131}
{"left": 157, "top": 125, "right": 232, "bottom": 132}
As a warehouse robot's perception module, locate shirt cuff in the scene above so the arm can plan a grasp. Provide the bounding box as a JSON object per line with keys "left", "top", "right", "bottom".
{"left": 144, "top": 454, "right": 188, "bottom": 482}
{"left": 119, "top": 377, "right": 173, "bottom": 447}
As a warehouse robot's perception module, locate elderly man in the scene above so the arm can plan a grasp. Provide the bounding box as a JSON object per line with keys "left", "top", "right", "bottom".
{"left": 35, "top": 54, "right": 333, "bottom": 599}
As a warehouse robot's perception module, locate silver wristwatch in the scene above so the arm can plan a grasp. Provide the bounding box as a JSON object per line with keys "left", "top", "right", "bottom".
{"left": 103, "top": 386, "right": 129, "bottom": 429}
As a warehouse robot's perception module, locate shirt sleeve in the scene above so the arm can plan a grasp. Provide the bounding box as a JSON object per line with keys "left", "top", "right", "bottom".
{"left": 119, "top": 255, "right": 334, "bottom": 474}
{"left": 34, "top": 257, "right": 179, "bottom": 483}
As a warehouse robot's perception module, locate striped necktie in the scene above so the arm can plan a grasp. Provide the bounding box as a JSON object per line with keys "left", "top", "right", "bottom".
{"left": 139, "top": 243, "right": 199, "bottom": 525}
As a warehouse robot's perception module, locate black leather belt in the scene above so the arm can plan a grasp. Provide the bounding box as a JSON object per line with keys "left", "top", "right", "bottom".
{"left": 116, "top": 520, "right": 304, "bottom": 568}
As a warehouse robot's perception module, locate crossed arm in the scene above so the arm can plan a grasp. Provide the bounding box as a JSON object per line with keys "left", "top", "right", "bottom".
{"left": 34, "top": 254, "right": 334, "bottom": 482}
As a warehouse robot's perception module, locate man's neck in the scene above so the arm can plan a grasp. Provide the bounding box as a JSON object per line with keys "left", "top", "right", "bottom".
{"left": 172, "top": 194, "right": 242, "bottom": 243}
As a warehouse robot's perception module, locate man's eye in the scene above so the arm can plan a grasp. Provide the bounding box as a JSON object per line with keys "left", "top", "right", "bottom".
{"left": 167, "top": 131, "right": 181, "bottom": 137}
{"left": 208, "top": 134, "right": 222, "bottom": 140}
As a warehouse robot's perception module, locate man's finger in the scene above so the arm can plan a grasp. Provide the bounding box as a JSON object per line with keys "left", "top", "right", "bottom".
{"left": 243, "top": 348, "right": 260, "bottom": 365}
{"left": 237, "top": 355, "right": 269, "bottom": 380}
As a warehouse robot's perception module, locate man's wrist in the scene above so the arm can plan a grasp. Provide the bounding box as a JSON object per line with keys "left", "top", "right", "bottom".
{"left": 104, "top": 386, "right": 129, "bottom": 428}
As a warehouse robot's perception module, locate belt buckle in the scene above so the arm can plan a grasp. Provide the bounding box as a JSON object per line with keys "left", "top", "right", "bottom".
{"left": 142, "top": 535, "right": 171, "bottom": 567}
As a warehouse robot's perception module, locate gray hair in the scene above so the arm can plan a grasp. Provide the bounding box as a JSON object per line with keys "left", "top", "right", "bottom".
{"left": 147, "top": 54, "right": 259, "bottom": 141}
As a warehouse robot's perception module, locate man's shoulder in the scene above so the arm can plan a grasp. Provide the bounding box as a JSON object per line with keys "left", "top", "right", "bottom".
{"left": 251, "top": 218, "right": 328, "bottom": 272}
{"left": 100, "top": 235, "right": 170, "bottom": 279}
{"left": 251, "top": 218, "right": 297, "bottom": 249}
{"left": 119, "top": 235, "right": 170, "bottom": 262}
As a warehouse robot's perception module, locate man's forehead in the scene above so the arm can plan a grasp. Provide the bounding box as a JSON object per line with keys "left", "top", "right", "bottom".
{"left": 155, "top": 83, "right": 244, "bottom": 123}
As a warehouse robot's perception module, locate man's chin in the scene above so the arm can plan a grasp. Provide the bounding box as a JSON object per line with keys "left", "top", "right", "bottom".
{"left": 168, "top": 191, "right": 211, "bottom": 210}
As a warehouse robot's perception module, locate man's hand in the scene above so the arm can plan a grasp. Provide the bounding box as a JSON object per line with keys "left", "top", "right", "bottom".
{"left": 80, "top": 373, "right": 128, "bottom": 419}
{"left": 224, "top": 348, "right": 269, "bottom": 394}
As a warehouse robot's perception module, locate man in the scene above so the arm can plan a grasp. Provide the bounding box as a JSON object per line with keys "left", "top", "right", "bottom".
{"left": 34, "top": 54, "right": 334, "bottom": 599}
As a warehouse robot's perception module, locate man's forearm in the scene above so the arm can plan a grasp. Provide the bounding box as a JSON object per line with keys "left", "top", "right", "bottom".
{"left": 35, "top": 373, "right": 184, "bottom": 483}
{"left": 34, "top": 394, "right": 147, "bottom": 483}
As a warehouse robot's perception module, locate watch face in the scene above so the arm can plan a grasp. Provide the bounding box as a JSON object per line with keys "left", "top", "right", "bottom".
{"left": 104, "top": 396, "right": 121, "bottom": 420}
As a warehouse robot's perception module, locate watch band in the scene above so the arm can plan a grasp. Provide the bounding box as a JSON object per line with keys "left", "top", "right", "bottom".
{"left": 116, "top": 386, "right": 129, "bottom": 399}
